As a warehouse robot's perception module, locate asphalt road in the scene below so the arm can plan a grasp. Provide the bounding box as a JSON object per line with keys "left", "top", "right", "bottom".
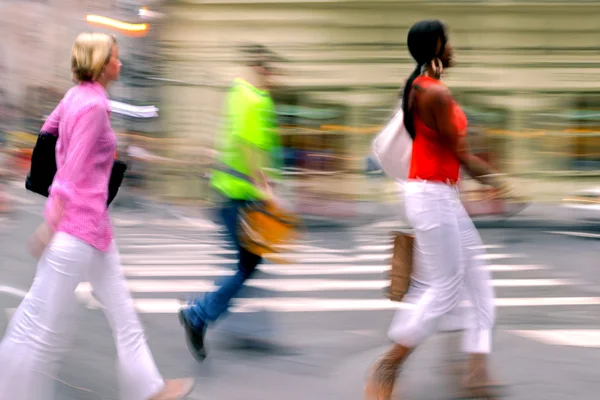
{"left": 1, "top": 184, "right": 600, "bottom": 399}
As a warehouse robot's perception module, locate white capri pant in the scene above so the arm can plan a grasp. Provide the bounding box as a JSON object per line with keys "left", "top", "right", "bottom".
{"left": 0, "top": 232, "right": 165, "bottom": 400}
{"left": 388, "top": 180, "right": 496, "bottom": 354}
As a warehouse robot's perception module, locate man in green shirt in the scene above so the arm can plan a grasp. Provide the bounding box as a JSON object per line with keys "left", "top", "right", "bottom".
{"left": 179, "top": 44, "right": 281, "bottom": 362}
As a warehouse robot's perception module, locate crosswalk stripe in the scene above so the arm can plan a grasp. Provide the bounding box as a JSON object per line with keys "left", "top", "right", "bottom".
{"left": 125, "top": 251, "right": 527, "bottom": 265}
{"left": 510, "top": 330, "right": 600, "bottom": 348}
{"left": 92, "top": 225, "right": 584, "bottom": 315}
{"left": 120, "top": 250, "right": 237, "bottom": 259}
{"left": 123, "top": 258, "right": 237, "bottom": 265}
{"left": 123, "top": 242, "right": 229, "bottom": 250}
{"left": 356, "top": 244, "right": 506, "bottom": 252}
{"left": 123, "top": 266, "right": 235, "bottom": 277}
{"left": 545, "top": 231, "right": 600, "bottom": 239}
{"left": 274, "top": 244, "right": 347, "bottom": 253}
{"left": 118, "top": 253, "right": 395, "bottom": 264}
{"left": 85, "top": 296, "right": 600, "bottom": 314}
{"left": 119, "top": 263, "right": 547, "bottom": 277}
{"left": 75, "top": 278, "right": 576, "bottom": 295}
{"left": 484, "top": 264, "right": 545, "bottom": 272}
{"left": 476, "top": 253, "right": 525, "bottom": 261}
{"left": 358, "top": 245, "right": 394, "bottom": 251}
{"left": 475, "top": 244, "right": 505, "bottom": 250}
{"left": 4, "top": 193, "right": 36, "bottom": 205}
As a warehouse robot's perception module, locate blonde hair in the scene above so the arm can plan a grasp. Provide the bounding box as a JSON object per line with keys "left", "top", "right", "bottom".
{"left": 71, "top": 32, "right": 117, "bottom": 82}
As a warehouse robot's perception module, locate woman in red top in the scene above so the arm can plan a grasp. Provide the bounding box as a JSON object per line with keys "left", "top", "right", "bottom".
{"left": 366, "top": 20, "right": 510, "bottom": 399}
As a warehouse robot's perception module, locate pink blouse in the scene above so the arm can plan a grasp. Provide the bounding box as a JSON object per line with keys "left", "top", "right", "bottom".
{"left": 41, "top": 82, "right": 116, "bottom": 251}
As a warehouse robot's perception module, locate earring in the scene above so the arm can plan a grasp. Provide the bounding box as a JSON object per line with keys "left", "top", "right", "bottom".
{"left": 432, "top": 58, "right": 443, "bottom": 79}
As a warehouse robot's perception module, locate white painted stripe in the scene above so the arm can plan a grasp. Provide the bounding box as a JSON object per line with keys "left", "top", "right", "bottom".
{"left": 484, "top": 264, "right": 545, "bottom": 272}
{"left": 252, "top": 254, "right": 381, "bottom": 263}
{"left": 355, "top": 253, "right": 392, "bottom": 261}
{"left": 494, "top": 297, "right": 600, "bottom": 306}
{"left": 122, "top": 264, "right": 389, "bottom": 277}
{"left": 0, "top": 285, "right": 28, "bottom": 298}
{"left": 116, "top": 233, "right": 193, "bottom": 240}
{"left": 120, "top": 263, "right": 544, "bottom": 277}
{"left": 120, "top": 250, "right": 237, "bottom": 259}
{"left": 113, "top": 218, "right": 220, "bottom": 229}
{"left": 170, "top": 214, "right": 221, "bottom": 229}
{"left": 120, "top": 246, "right": 385, "bottom": 257}
{"left": 270, "top": 254, "right": 356, "bottom": 262}
{"left": 78, "top": 279, "right": 388, "bottom": 293}
{"left": 100, "top": 296, "right": 600, "bottom": 314}
{"left": 113, "top": 219, "right": 141, "bottom": 226}
{"left": 510, "top": 330, "right": 600, "bottom": 348}
{"left": 117, "top": 232, "right": 226, "bottom": 239}
{"left": 274, "top": 244, "right": 347, "bottom": 253}
{"left": 260, "top": 264, "right": 389, "bottom": 275}
{"left": 123, "top": 266, "right": 235, "bottom": 277}
{"left": 474, "top": 244, "right": 504, "bottom": 250}
{"left": 476, "top": 253, "right": 525, "bottom": 261}
{"left": 266, "top": 253, "right": 392, "bottom": 263}
{"left": 491, "top": 279, "right": 575, "bottom": 287}
{"left": 355, "top": 237, "right": 381, "bottom": 243}
{"left": 5, "top": 193, "right": 36, "bottom": 205}
{"left": 122, "top": 258, "right": 236, "bottom": 266}
{"left": 356, "top": 244, "right": 505, "bottom": 252}
{"left": 358, "top": 245, "right": 394, "bottom": 252}
{"left": 545, "top": 231, "right": 600, "bottom": 239}
{"left": 119, "top": 239, "right": 193, "bottom": 244}
{"left": 75, "top": 278, "right": 576, "bottom": 295}
{"left": 368, "top": 220, "right": 406, "bottom": 229}
{"left": 121, "top": 243, "right": 226, "bottom": 250}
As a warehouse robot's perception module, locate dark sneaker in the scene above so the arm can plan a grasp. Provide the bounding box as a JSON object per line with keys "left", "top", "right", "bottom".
{"left": 178, "top": 308, "right": 207, "bottom": 363}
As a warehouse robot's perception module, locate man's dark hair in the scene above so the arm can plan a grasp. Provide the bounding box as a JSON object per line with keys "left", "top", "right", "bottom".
{"left": 240, "top": 43, "right": 273, "bottom": 67}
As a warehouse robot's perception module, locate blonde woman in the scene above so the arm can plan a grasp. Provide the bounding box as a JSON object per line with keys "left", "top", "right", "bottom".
{"left": 0, "top": 33, "right": 194, "bottom": 400}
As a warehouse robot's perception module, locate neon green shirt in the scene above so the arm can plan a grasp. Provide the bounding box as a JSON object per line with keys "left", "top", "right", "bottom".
{"left": 211, "top": 78, "right": 281, "bottom": 200}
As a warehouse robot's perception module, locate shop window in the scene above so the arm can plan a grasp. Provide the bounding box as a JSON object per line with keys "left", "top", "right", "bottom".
{"left": 274, "top": 96, "right": 347, "bottom": 172}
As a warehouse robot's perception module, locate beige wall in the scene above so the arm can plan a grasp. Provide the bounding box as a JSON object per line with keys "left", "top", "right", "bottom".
{"left": 158, "top": 0, "right": 600, "bottom": 198}
{"left": 0, "top": 0, "right": 126, "bottom": 128}
{"left": 0, "top": 2, "right": 75, "bottom": 117}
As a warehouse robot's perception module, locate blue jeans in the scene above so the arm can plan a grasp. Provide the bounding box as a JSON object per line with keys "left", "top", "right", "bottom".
{"left": 185, "top": 199, "right": 263, "bottom": 329}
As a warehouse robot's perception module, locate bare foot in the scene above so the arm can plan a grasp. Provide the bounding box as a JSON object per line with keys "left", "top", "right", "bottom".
{"left": 149, "top": 378, "right": 195, "bottom": 400}
{"left": 364, "top": 345, "right": 410, "bottom": 400}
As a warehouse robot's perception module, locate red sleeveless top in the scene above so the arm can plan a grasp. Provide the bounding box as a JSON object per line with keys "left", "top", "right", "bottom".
{"left": 407, "top": 75, "right": 467, "bottom": 184}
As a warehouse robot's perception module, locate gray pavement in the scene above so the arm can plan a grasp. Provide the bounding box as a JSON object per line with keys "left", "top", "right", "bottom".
{"left": 1, "top": 183, "right": 600, "bottom": 399}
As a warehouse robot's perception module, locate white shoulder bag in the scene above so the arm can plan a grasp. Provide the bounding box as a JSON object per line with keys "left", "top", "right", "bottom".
{"left": 371, "top": 105, "right": 413, "bottom": 182}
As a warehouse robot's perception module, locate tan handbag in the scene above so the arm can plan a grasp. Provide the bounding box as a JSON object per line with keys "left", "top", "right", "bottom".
{"left": 387, "top": 232, "right": 414, "bottom": 302}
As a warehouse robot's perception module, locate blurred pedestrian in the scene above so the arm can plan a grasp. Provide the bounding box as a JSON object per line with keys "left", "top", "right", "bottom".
{"left": 0, "top": 32, "right": 194, "bottom": 400}
{"left": 178, "top": 43, "right": 282, "bottom": 362}
{"left": 365, "top": 20, "right": 514, "bottom": 399}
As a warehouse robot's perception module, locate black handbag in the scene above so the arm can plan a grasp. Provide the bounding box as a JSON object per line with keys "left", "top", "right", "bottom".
{"left": 25, "top": 131, "right": 127, "bottom": 206}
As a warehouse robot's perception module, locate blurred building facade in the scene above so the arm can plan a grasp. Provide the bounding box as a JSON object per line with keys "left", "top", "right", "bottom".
{"left": 156, "top": 0, "right": 600, "bottom": 201}
{"left": 0, "top": 0, "right": 161, "bottom": 144}
{"left": 4, "top": 1, "right": 600, "bottom": 203}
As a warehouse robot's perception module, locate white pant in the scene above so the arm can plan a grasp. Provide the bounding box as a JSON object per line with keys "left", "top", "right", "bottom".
{"left": 0, "top": 233, "right": 164, "bottom": 400}
{"left": 388, "top": 181, "right": 496, "bottom": 354}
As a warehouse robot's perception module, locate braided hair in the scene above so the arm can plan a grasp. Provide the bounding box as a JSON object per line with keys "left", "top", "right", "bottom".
{"left": 402, "top": 20, "right": 448, "bottom": 139}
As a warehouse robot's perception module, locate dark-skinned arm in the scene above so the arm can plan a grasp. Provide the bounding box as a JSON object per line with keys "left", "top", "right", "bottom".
{"left": 429, "top": 86, "right": 499, "bottom": 186}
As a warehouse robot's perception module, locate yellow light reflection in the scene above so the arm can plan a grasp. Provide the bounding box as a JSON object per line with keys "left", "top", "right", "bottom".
{"left": 85, "top": 14, "right": 148, "bottom": 33}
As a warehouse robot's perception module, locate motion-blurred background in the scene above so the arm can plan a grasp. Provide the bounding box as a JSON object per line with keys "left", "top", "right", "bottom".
{"left": 2, "top": 2, "right": 600, "bottom": 399}
{"left": 4, "top": 1, "right": 600, "bottom": 219}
